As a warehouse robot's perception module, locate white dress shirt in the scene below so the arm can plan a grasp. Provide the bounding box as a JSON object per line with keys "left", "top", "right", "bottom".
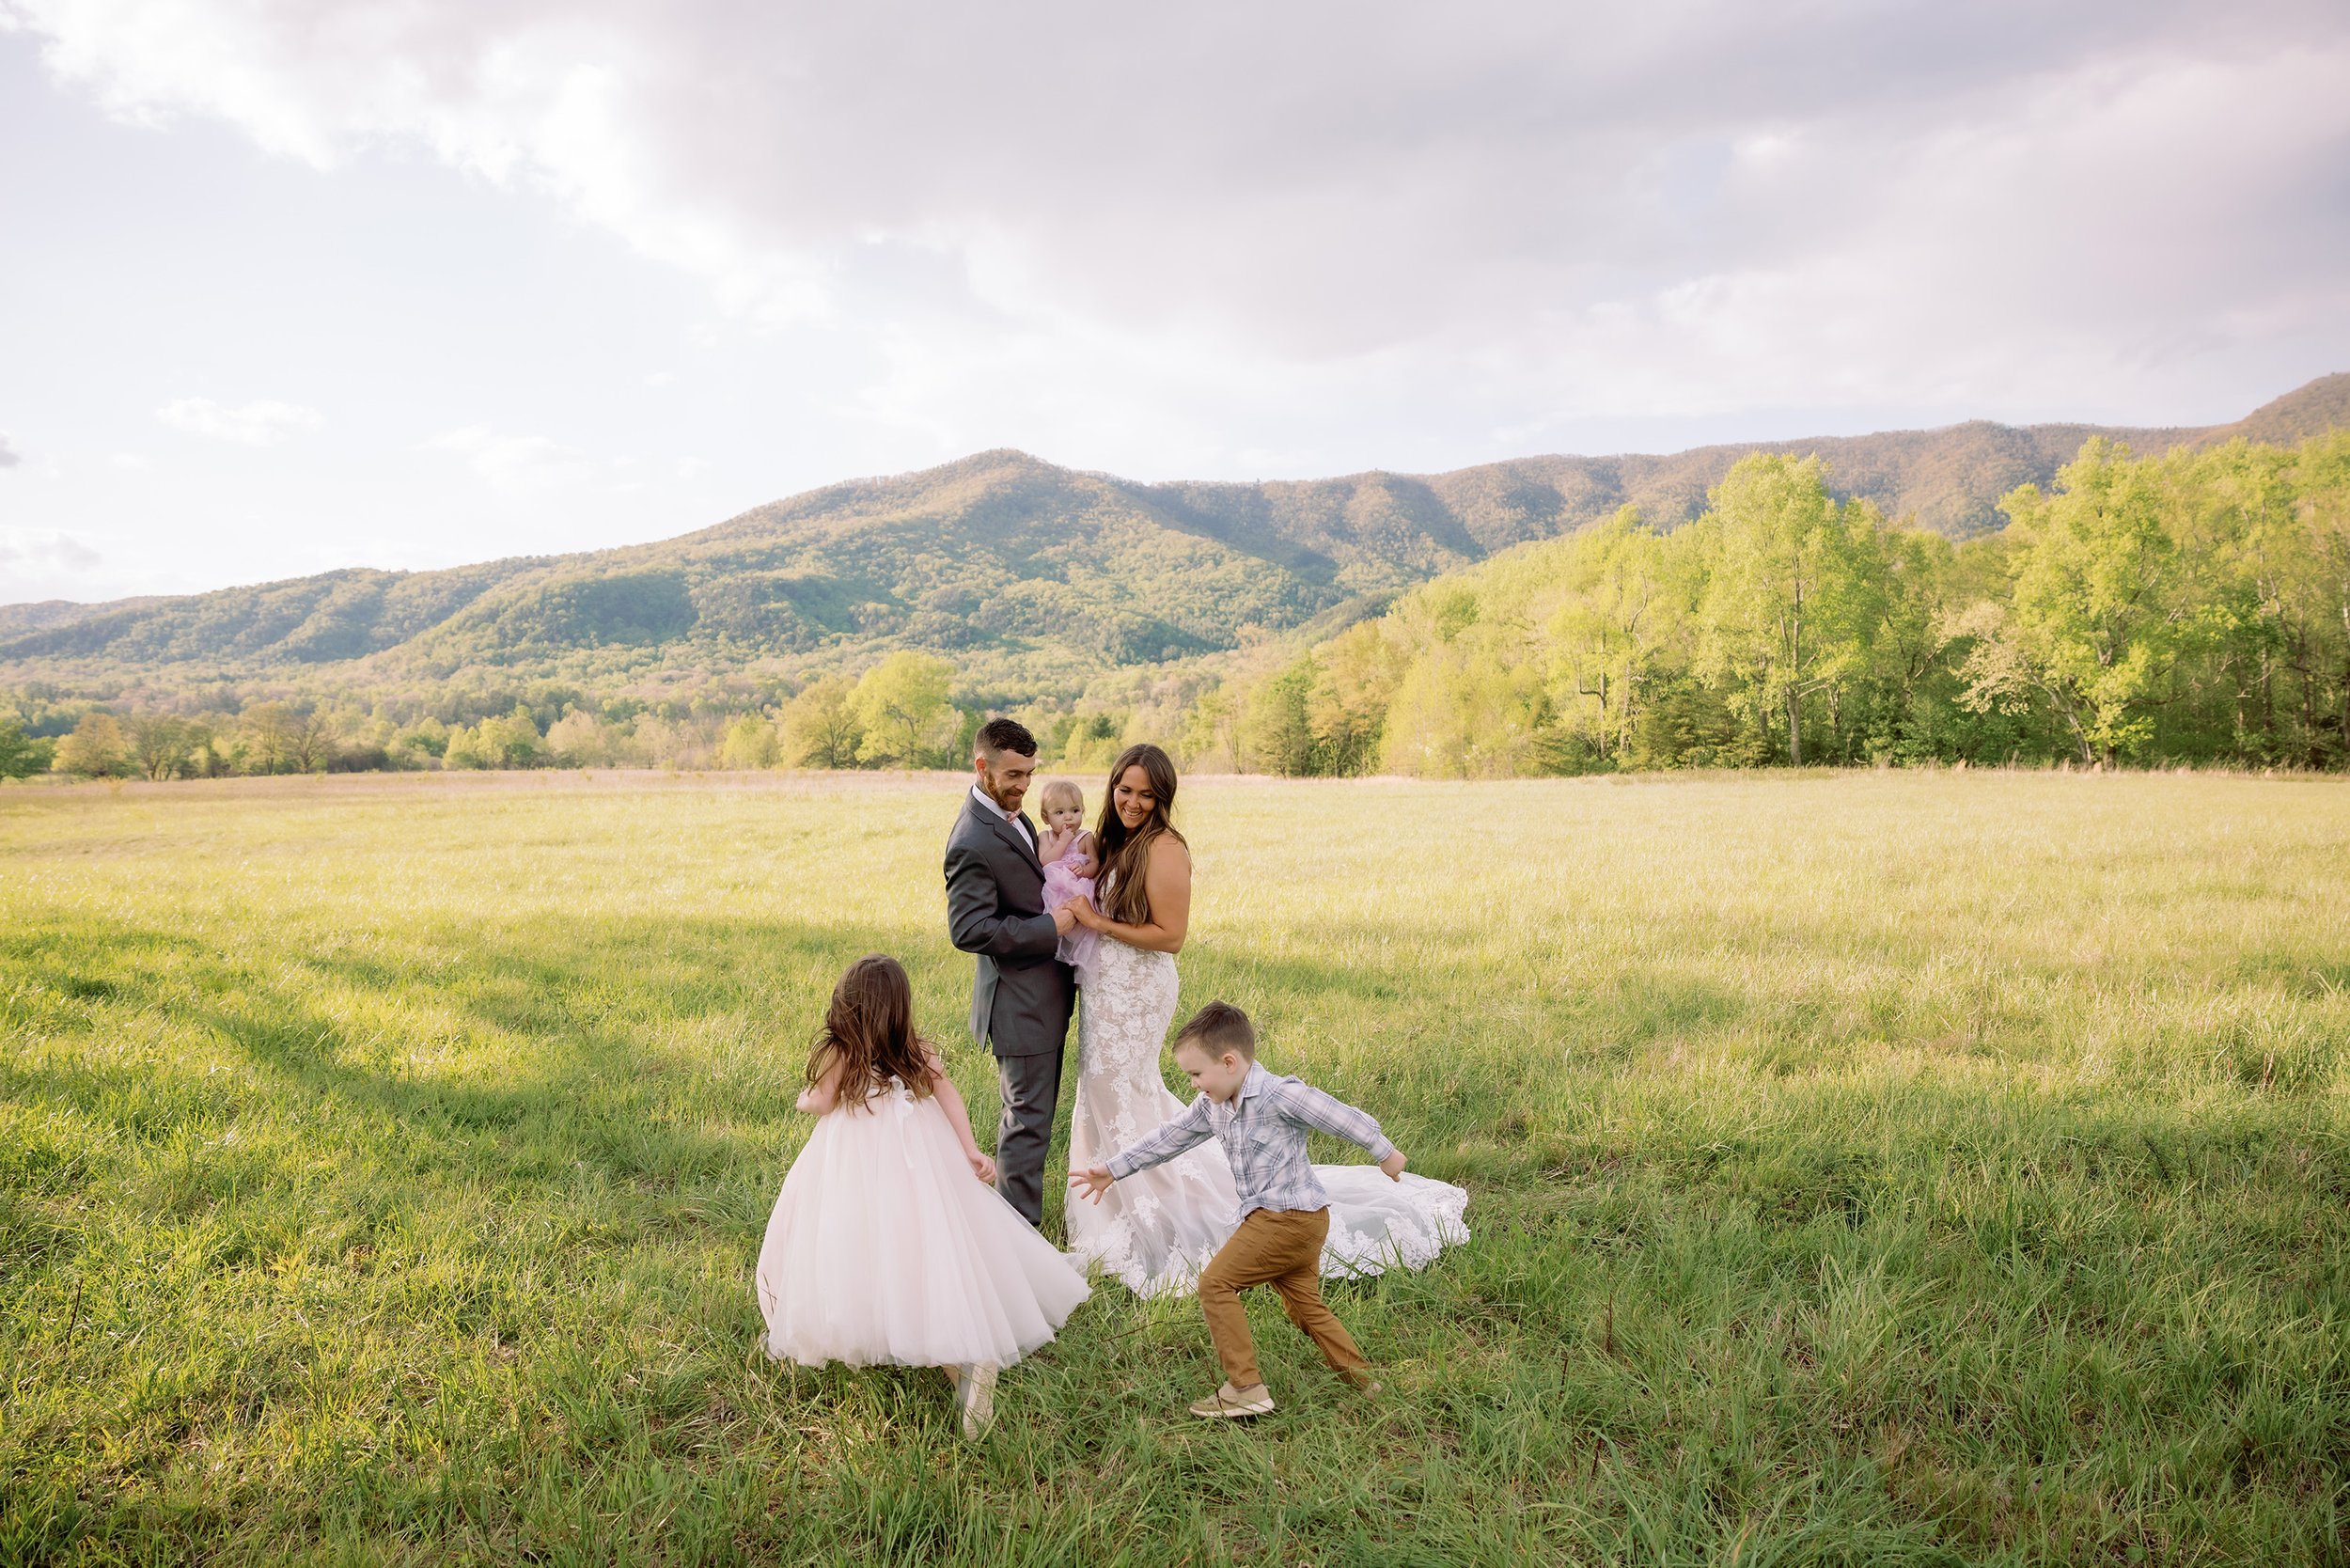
{"left": 970, "top": 783, "right": 1038, "bottom": 851}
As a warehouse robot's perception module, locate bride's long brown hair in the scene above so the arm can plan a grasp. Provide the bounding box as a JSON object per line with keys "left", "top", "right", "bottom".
{"left": 1092, "top": 744, "right": 1185, "bottom": 925}
{"left": 806, "top": 954, "right": 934, "bottom": 1112}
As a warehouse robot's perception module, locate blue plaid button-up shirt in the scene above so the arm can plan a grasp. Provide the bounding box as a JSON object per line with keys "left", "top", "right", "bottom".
{"left": 1106, "top": 1062, "right": 1398, "bottom": 1224}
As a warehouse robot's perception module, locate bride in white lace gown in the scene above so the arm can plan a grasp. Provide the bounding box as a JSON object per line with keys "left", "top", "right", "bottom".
{"left": 1062, "top": 745, "right": 1469, "bottom": 1297}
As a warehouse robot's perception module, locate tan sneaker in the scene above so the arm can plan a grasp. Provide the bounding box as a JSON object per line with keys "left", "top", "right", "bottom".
{"left": 954, "top": 1363, "right": 998, "bottom": 1439}
{"left": 1187, "top": 1382, "right": 1276, "bottom": 1419}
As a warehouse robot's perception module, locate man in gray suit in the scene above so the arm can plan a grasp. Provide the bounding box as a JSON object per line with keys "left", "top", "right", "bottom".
{"left": 944, "top": 717, "right": 1078, "bottom": 1227}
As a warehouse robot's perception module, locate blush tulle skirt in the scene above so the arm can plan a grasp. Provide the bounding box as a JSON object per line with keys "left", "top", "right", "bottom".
{"left": 755, "top": 1079, "right": 1090, "bottom": 1368}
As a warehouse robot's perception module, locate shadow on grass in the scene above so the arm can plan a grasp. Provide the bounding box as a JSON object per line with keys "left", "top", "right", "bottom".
{"left": 3, "top": 910, "right": 939, "bottom": 1196}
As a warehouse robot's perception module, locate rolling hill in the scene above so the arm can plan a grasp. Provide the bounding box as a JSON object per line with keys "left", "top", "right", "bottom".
{"left": 6, "top": 373, "right": 2344, "bottom": 698}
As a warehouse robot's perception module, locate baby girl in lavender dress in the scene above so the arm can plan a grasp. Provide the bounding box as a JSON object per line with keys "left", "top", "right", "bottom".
{"left": 1035, "top": 778, "right": 1101, "bottom": 985}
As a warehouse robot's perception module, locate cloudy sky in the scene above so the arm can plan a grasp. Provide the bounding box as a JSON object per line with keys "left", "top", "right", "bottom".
{"left": 3, "top": 1, "right": 2346, "bottom": 605}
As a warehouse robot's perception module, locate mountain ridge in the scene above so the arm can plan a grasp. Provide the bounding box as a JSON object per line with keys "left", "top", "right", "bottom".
{"left": 7, "top": 373, "right": 2344, "bottom": 695}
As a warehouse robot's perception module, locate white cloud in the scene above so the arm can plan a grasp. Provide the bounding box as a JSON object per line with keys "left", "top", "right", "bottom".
{"left": 8, "top": 0, "right": 2349, "bottom": 483}
{"left": 0, "top": 431, "right": 19, "bottom": 468}
{"left": 108, "top": 451, "right": 149, "bottom": 470}
{"left": 645, "top": 370, "right": 675, "bottom": 389}
{"left": 422, "top": 425, "right": 596, "bottom": 493}
{"left": 0, "top": 525, "right": 103, "bottom": 575}
{"left": 156, "top": 397, "right": 323, "bottom": 445}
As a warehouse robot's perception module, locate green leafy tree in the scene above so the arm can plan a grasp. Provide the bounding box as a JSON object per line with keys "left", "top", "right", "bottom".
{"left": 2191, "top": 438, "right": 2338, "bottom": 764}
{"left": 1176, "top": 682, "right": 1241, "bottom": 773}
{"left": 1849, "top": 527, "right": 1964, "bottom": 764}
{"left": 720, "top": 712, "right": 783, "bottom": 770}
{"left": 1380, "top": 636, "right": 1551, "bottom": 778}
{"left": 1543, "top": 508, "right": 1673, "bottom": 763}
{"left": 1241, "top": 658, "right": 1317, "bottom": 776}
{"left": 194, "top": 718, "right": 247, "bottom": 776}
{"left": 285, "top": 710, "right": 341, "bottom": 774}
{"left": 0, "top": 717, "right": 55, "bottom": 779}
{"left": 240, "top": 703, "right": 296, "bottom": 774}
{"left": 542, "top": 710, "right": 609, "bottom": 767}
{"left": 850, "top": 653, "right": 956, "bottom": 768}
{"left": 1058, "top": 713, "right": 1128, "bottom": 771}
{"left": 396, "top": 716, "right": 452, "bottom": 763}
{"left": 127, "top": 713, "right": 202, "bottom": 781}
{"left": 2294, "top": 431, "right": 2350, "bottom": 763}
{"left": 441, "top": 724, "right": 489, "bottom": 770}
{"left": 480, "top": 707, "right": 544, "bottom": 768}
{"left": 443, "top": 709, "right": 541, "bottom": 769}
{"left": 53, "top": 713, "right": 131, "bottom": 777}
{"left": 1306, "top": 621, "right": 1410, "bottom": 775}
{"left": 1968, "top": 440, "right": 2192, "bottom": 765}
{"left": 1690, "top": 454, "right": 1886, "bottom": 765}
{"left": 780, "top": 677, "right": 864, "bottom": 769}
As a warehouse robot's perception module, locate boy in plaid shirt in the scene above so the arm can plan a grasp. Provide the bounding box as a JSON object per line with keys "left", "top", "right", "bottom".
{"left": 1071, "top": 1000, "right": 1408, "bottom": 1418}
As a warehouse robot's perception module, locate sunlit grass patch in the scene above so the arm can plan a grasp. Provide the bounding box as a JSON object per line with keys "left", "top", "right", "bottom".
{"left": 3, "top": 767, "right": 2347, "bottom": 1563}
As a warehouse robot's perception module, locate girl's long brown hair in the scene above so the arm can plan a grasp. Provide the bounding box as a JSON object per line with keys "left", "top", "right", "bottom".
{"left": 1093, "top": 744, "right": 1185, "bottom": 925}
{"left": 806, "top": 954, "right": 934, "bottom": 1111}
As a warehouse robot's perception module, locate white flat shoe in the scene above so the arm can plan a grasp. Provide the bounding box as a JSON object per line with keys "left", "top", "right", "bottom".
{"left": 955, "top": 1362, "right": 998, "bottom": 1439}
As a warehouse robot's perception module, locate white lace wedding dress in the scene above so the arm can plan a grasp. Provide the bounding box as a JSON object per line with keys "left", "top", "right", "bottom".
{"left": 1064, "top": 933, "right": 1471, "bottom": 1297}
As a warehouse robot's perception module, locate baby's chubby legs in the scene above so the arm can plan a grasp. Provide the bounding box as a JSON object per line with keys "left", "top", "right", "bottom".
{"left": 1196, "top": 1207, "right": 1371, "bottom": 1393}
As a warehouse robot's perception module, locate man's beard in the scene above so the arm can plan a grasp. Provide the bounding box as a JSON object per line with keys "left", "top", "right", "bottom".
{"left": 980, "top": 766, "right": 1025, "bottom": 812}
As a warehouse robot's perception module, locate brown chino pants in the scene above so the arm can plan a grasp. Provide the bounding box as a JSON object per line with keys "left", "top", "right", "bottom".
{"left": 1197, "top": 1206, "right": 1371, "bottom": 1390}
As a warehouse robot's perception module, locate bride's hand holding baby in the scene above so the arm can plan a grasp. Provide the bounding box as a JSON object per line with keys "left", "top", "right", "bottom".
{"left": 1069, "top": 1166, "right": 1115, "bottom": 1203}
{"left": 1066, "top": 899, "right": 1106, "bottom": 932}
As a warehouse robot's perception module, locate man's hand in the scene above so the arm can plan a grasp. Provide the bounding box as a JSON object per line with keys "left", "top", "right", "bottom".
{"left": 967, "top": 1148, "right": 998, "bottom": 1184}
{"left": 1051, "top": 902, "right": 1079, "bottom": 935}
{"left": 1379, "top": 1150, "right": 1407, "bottom": 1182}
{"left": 1069, "top": 1166, "right": 1115, "bottom": 1204}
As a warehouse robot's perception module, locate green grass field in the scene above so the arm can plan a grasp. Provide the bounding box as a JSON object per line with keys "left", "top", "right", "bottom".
{"left": 4, "top": 769, "right": 2348, "bottom": 1565}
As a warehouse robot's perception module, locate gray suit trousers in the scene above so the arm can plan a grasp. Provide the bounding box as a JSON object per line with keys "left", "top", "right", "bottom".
{"left": 994, "top": 1049, "right": 1064, "bottom": 1228}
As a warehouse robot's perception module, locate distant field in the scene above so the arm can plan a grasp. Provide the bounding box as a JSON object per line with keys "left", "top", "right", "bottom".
{"left": 4, "top": 769, "right": 2348, "bottom": 1565}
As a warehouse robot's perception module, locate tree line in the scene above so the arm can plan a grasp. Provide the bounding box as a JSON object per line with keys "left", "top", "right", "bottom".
{"left": 1208, "top": 431, "right": 2350, "bottom": 775}
{"left": 8, "top": 431, "right": 2345, "bottom": 784}
{"left": 0, "top": 652, "right": 987, "bottom": 782}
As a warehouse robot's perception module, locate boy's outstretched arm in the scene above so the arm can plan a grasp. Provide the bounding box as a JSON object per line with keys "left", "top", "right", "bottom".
{"left": 1069, "top": 1098, "right": 1214, "bottom": 1202}
{"left": 1277, "top": 1081, "right": 1408, "bottom": 1179}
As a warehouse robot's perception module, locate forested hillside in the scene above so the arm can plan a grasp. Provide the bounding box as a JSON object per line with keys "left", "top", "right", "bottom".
{"left": 1225, "top": 431, "right": 2350, "bottom": 776}
{"left": 7, "top": 377, "right": 2347, "bottom": 783}
{"left": 9, "top": 376, "right": 2344, "bottom": 704}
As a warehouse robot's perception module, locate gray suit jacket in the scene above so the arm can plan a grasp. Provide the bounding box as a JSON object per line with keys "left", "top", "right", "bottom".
{"left": 944, "top": 792, "right": 1073, "bottom": 1058}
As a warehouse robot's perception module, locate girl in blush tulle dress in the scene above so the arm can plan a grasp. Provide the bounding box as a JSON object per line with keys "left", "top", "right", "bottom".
{"left": 1036, "top": 779, "right": 1102, "bottom": 984}
{"left": 755, "top": 954, "right": 1089, "bottom": 1437}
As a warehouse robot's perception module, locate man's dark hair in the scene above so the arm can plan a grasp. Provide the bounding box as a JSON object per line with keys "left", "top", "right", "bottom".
{"left": 975, "top": 717, "right": 1037, "bottom": 759}
{"left": 1173, "top": 1000, "right": 1257, "bottom": 1061}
